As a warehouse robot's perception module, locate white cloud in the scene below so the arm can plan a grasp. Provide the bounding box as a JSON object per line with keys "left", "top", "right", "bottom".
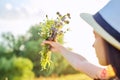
{"left": 5, "top": 3, "right": 13, "bottom": 10}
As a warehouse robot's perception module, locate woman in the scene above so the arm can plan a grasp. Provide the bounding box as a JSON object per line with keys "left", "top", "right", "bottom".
{"left": 42, "top": 0, "right": 120, "bottom": 80}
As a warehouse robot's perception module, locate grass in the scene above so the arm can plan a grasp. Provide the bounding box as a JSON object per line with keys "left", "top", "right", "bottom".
{"left": 34, "top": 73, "right": 92, "bottom": 80}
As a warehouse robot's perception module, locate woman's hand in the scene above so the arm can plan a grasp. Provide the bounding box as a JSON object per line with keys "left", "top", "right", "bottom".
{"left": 42, "top": 41, "right": 65, "bottom": 53}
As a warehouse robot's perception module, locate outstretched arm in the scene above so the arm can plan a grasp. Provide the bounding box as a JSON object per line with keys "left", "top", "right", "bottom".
{"left": 42, "top": 41, "right": 103, "bottom": 79}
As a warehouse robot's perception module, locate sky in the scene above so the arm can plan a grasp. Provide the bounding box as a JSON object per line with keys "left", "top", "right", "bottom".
{"left": 0, "top": 0, "right": 110, "bottom": 65}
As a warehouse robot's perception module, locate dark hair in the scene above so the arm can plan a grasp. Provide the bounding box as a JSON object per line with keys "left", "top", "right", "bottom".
{"left": 105, "top": 40, "right": 120, "bottom": 79}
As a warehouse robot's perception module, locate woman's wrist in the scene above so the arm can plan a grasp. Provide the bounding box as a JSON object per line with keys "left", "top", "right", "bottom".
{"left": 59, "top": 46, "right": 68, "bottom": 54}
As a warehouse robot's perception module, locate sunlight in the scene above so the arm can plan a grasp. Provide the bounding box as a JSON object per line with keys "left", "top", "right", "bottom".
{"left": 0, "top": 0, "right": 110, "bottom": 66}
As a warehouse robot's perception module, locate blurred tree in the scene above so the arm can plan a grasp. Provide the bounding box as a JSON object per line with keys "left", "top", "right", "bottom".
{"left": 23, "top": 26, "right": 43, "bottom": 77}
{"left": 0, "top": 56, "right": 34, "bottom": 80}
{"left": 0, "top": 25, "right": 78, "bottom": 77}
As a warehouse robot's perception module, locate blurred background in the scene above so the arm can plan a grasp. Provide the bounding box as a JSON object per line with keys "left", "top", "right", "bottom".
{"left": 0, "top": 0, "right": 109, "bottom": 80}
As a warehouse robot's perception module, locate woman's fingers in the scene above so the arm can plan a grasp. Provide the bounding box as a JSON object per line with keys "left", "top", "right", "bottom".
{"left": 42, "top": 41, "right": 53, "bottom": 46}
{"left": 42, "top": 41, "right": 61, "bottom": 52}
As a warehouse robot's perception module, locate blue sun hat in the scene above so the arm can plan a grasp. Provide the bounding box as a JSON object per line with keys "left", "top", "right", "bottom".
{"left": 80, "top": 0, "right": 120, "bottom": 50}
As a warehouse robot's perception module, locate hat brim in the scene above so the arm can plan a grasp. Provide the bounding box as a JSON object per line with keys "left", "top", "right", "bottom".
{"left": 80, "top": 13, "right": 120, "bottom": 50}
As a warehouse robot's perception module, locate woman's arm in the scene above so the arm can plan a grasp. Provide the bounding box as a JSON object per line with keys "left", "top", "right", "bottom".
{"left": 60, "top": 47, "right": 103, "bottom": 79}
{"left": 42, "top": 41, "right": 103, "bottom": 79}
